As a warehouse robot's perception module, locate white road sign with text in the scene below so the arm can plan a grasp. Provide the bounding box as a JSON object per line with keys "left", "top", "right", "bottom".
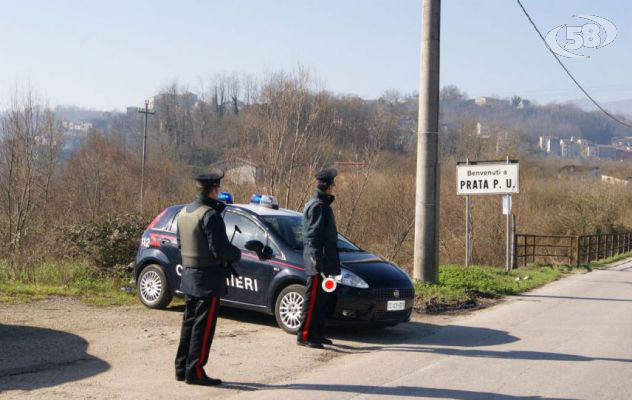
{"left": 457, "top": 163, "right": 519, "bottom": 195}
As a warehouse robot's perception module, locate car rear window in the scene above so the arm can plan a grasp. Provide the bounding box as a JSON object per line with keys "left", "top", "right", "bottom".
{"left": 149, "top": 207, "right": 179, "bottom": 231}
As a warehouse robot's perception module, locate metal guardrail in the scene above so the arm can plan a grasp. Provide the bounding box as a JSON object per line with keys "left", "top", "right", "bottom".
{"left": 514, "top": 232, "right": 632, "bottom": 267}
{"left": 576, "top": 232, "right": 632, "bottom": 265}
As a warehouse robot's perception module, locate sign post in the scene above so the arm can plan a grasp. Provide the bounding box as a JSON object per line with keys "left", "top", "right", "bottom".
{"left": 503, "top": 194, "right": 512, "bottom": 272}
{"left": 465, "top": 159, "right": 471, "bottom": 267}
{"left": 465, "top": 193, "right": 471, "bottom": 267}
{"left": 457, "top": 160, "right": 519, "bottom": 271}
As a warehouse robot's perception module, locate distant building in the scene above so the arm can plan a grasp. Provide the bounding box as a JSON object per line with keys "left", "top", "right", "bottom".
{"left": 539, "top": 136, "right": 556, "bottom": 151}
{"left": 560, "top": 139, "right": 581, "bottom": 158}
{"left": 475, "top": 96, "right": 504, "bottom": 106}
{"left": 148, "top": 91, "right": 199, "bottom": 111}
{"left": 595, "top": 145, "right": 617, "bottom": 160}
{"left": 495, "top": 132, "right": 512, "bottom": 154}
{"left": 539, "top": 136, "right": 561, "bottom": 156}
{"left": 516, "top": 99, "right": 530, "bottom": 109}
{"left": 558, "top": 165, "right": 599, "bottom": 180}
{"left": 612, "top": 136, "right": 632, "bottom": 148}
{"left": 476, "top": 122, "right": 492, "bottom": 138}
{"left": 34, "top": 135, "right": 61, "bottom": 147}
{"left": 61, "top": 120, "right": 93, "bottom": 134}
{"left": 547, "top": 137, "right": 561, "bottom": 156}
{"left": 575, "top": 138, "right": 593, "bottom": 146}
{"left": 475, "top": 122, "right": 509, "bottom": 140}
{"left": 584, "top": 146, "right": 597, "bottom": 158}
{"left": 616, "top": 149, "right": 632, "bottom": 161}
{"left": 212, "top": 158, "right": 264, "bottom": 185}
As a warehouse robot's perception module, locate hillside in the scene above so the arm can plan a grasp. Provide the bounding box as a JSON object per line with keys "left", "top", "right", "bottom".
{"left": 439, "top": 88, "right": 632, "bottom": 145}
{"left": 570, "top": 98, "right": 632, "bottom": 119}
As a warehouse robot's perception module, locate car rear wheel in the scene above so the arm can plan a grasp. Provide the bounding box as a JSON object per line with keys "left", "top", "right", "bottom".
{"left": 137, "top": 264, "right": 173, "bottom": 309}
{"left": 274, "top": 284, "right": 306, "bottom": 334}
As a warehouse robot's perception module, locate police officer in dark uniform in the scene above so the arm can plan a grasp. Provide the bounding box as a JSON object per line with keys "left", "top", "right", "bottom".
{"left": 297, "top": 168, "right": 341, "bottom": 349}
{"left": 174, "top": 169, "right": 241, "bottom": 386}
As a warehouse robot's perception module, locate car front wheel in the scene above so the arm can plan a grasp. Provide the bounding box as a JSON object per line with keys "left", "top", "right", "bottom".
{"left": 274, "top": 284, "right": 306, "bottom": 334}
{"left": 137, "top": 264, "right": 173, "bottom": 309}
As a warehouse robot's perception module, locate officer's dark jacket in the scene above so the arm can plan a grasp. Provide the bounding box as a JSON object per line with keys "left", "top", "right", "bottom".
{"left": 177, "top": 194, "right": 241, "bottom": 297}
{"left": 302, "top": 189, "right": 341, "bottom": 277}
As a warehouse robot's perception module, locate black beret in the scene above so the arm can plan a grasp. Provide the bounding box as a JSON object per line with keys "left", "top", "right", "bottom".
{"left": 195, "top": 169, "right": 224, "bottom": 186}
{"left": 315, "top": 168, "right": 338, "bottom": 182}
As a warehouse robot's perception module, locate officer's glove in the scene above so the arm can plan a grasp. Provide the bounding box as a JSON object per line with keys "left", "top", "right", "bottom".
{"left": 310, "top": 251, "right": 323, "bottom": 272}
{"left": 226, "top": 262, "right": 240, "bottom": 278}
{"left": 230, "top": 246, "right": 241, "bottom": 263}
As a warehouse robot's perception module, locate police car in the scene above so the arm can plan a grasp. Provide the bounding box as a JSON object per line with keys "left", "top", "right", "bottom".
{"left": 134, "top": 193, "right": 414, "bottom": 333}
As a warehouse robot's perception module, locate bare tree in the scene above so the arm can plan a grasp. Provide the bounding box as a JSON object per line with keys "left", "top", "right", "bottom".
{"left": 227, "top": 73, "right": 241, "bottom": 115}
{"left": 238, "top": 69, "right": 336, "bottom": 209}
{"left": 338, "top": 103, "right": 391, "bottom": 236}
{"left": 154, "top": 82, "right": 195, "bottom": 150}
{"left": 241, "top": 73, "right": 259, "bottom": 106}
{"left": 0, "top": 87, "right": 63, "bottom": 253}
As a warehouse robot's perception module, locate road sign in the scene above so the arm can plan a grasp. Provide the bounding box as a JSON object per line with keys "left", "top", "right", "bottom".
{"left": 456, "top": 161, "right": 519, "bottom": 195}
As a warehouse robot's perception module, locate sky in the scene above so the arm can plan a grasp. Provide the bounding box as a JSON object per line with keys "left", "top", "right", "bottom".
{"left": 0, "top": 0, "right": 630, "bottom": 111}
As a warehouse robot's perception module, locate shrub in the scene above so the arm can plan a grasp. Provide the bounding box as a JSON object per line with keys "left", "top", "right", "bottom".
{"left": 62, "top": 214, "right": 148, "bottom": 272}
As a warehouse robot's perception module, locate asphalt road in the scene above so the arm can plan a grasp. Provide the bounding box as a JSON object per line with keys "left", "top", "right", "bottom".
{"left": 230, "top": 259, "right": 632, "bottom": 400}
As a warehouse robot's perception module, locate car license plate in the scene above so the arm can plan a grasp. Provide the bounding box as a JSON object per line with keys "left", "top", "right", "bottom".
{"left": 387, "top": 300, "right": 405, "bottom": 311}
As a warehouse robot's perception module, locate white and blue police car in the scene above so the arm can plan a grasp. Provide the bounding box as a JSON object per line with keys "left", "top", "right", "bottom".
{"left": 134, "top": 193, "right": 415, "bottom": 333}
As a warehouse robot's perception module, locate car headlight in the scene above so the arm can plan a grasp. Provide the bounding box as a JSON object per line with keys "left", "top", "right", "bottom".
{"left": 334, "top": 268, "right": 369, "bottom": 289}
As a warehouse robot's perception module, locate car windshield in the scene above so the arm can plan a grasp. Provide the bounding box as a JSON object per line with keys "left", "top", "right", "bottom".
{"left": 260, "top": 215, "right": 361, "bottom": 252}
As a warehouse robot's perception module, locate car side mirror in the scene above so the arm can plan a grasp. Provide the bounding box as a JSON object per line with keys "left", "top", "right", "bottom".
{"left": 245, "top": 240, "right": 274, "bottom": 260}
{"left": 245, "top": 240, "right": 264, "bottom": 254}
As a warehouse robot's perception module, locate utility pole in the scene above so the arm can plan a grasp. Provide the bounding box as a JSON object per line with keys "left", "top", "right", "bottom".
{"left": 413, "top": 0, "right": 441, "bottom": 283}
{"left": 138, "top": 100, "right": 154, "bottom": 214}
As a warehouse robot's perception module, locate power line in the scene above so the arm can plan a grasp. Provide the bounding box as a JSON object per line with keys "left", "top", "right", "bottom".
{"left": 516, "top": 0, "right": 632, "bottom": 129}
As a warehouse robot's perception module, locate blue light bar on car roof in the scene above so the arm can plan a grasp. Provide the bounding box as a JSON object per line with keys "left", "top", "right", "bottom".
{"left": 250, "top": 193, "right": 262, "bottom": 204}
{"left": 219, "top": 192, "right": 234, "bottom": 204}
{"left": 250, "top": 193, "right": 279, "bottom": 209}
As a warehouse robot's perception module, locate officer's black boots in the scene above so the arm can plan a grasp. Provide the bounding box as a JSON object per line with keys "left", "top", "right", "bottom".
{"left": 318, "top": 337, "right": 333, "bottom": 345}
{"left": 185, "top": 375, "right": 223, "bottom": 386}
{"left": 177, "top": 370, "right": 222, "bottom": 386}
{"left": 296, "top": 339, "right": 324, "bottom": 349}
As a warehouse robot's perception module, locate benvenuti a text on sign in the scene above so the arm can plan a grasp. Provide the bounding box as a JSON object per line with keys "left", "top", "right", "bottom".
{"left": 466, "top": 169, "right": 504, "bottom": 176}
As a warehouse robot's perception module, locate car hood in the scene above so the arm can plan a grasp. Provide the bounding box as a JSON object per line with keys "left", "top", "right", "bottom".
{"left": 339, "top": 252, "right": 412, "bottom": 288}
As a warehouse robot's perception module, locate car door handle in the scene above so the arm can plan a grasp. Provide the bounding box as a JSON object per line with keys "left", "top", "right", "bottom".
{"left": 160, "top": 239, "right": 171, "bottom": 245}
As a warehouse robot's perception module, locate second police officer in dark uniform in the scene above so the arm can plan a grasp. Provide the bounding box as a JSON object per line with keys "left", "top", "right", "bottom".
{"left": 174, "top": 170, "right": 241, "bottom": 386}
{"left": 297, "top": 168, "right": 341, "bottom": 349}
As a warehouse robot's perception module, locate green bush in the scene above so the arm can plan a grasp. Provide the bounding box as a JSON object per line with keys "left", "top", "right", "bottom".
{"left": 63, "top": 214, "right": 148, "bottom": 271}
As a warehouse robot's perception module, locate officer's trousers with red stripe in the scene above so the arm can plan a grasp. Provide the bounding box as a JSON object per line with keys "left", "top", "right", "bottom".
{"left": 297, "top": 275, "right": 337, "bottom": 343}
{"left": 175, "top": 295, "right": 219, "bottom": 380}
